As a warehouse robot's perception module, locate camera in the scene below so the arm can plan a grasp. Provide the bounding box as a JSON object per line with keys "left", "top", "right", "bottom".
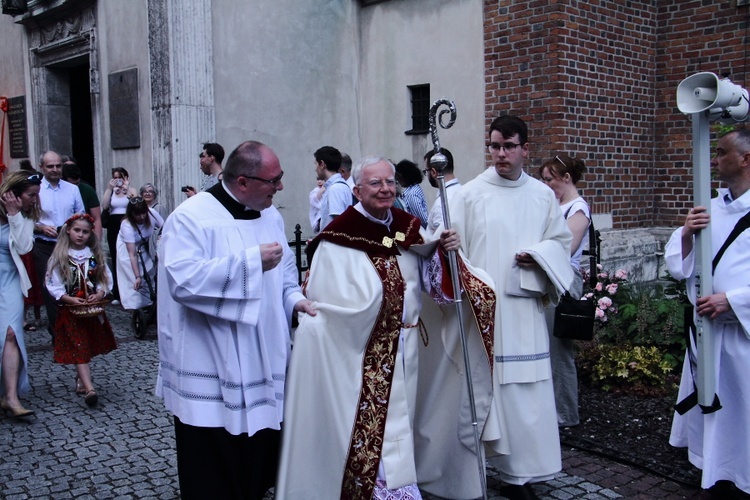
{"left": 115, "top": 179, "right": 123, "bottom": 187}
{"left": 181, "top": 186, "right": 194, "bottom": 193}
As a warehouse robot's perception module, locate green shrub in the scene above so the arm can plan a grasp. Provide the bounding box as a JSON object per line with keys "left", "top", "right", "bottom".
{"left": 575, "top": 275, "right": 689, "bottom": 393}
{"left": 577, "top": 343, "right": 675, "bottom": 393}
{"left": 597, "top": 281, "right": 687, "bottom": 369}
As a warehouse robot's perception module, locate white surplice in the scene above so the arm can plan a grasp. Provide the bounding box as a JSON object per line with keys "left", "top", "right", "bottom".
{"left": 665, "top": 188, "right": 750, "bottom": 494}
{"left": 441, "top": 168, "right": 573, "bottom": 485}
{"left": 155, "top": 192, "right": 304, "bottom": 437}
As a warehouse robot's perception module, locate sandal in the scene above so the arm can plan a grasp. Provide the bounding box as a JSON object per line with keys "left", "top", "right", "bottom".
{"left": 75, "top": 377, "right": 86, "bottom": 395}
{"left": 84, "top": 390, "right": 98, "bottom": 407}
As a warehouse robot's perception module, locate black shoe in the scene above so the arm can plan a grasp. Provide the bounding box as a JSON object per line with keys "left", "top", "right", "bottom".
{"left": 84, "top": 390, "right": 98, "bottom": 407}
{"left": 703, "top": 481, "right": 750, "bottom": 499}
{"left": 499, "top": 483, "right": 539, "bottom": 500}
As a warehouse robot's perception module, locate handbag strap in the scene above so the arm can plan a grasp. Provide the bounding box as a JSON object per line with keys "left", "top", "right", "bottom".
{"left": 564, "top": 200, "right": 597, "bottom": 287}
{"left": 712, "top": 209, "right": 750, "bottom": 273}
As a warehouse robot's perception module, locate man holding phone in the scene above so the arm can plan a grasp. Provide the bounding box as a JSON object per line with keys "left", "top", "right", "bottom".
{"left": 184, "top": 142, "right": 225, "bottom": 197}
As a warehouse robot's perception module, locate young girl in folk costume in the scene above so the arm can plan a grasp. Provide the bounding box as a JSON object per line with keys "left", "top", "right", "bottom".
{"left": 46, "top": 213, "right": 117, "bottom": 407}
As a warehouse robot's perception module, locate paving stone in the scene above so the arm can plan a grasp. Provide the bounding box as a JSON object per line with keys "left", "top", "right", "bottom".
{"left": 0, "top": 305, "right": 702, "bottom": 499}
{"left": 579, "top": 481, "right": 604, "bottom": 492}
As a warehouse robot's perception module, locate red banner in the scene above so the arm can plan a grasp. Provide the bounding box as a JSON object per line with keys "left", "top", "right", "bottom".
{"left": 0, "top": 96, "right": 7, "bottom": 180}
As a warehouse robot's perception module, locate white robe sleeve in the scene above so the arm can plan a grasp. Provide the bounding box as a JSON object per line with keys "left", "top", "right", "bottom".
{"left": 161, "top": 206, "right": 304, "bottom": 326}
{"left": 726, "top": 287, "right": 750, "bottom": 339}
{"left": 8, "top": 212, "right": 34, "bottom": 255}
{"left": 281, "top": 241, "right": 306, "bottom": 321}
{"left": 46, "top": 266, "right": 66, "bottom": 301}
{"left": 665, "top": 226, "right": 695, "bottom": 280}
{"left": 161, "top": 210, "right": 266, "bottom": 326}
{"left": 99, "top": 264, "right": 114, "bottom": 294}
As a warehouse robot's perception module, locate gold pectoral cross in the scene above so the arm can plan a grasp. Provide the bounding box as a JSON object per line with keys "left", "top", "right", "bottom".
{"left": 382, "top": 232, "right": 406, "bottom": 248}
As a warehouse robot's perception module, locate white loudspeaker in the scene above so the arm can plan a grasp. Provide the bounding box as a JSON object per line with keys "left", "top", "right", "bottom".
{"left": 677, "top": 72, "right": 749, "bottom": 122}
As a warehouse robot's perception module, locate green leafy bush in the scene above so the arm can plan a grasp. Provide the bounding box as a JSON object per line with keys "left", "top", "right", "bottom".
{"left": 576, "top": 274, "right": 689, "bottom": 393}
{"left": 597, "top": 281, "right": 687, "bottom": 369}
{"left": 579, "top": 344, "right": 674, "bottom": 392}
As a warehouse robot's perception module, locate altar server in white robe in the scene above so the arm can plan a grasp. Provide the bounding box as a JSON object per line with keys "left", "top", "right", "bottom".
{"left": 155, "top": 140, "right": 316, "bottom": 500}
{"left": 434, "top": 115, "right": 573, "bottom": 499}
{"left": 276, "top": 156, "right": 496, "bottom": 500}
{"left": 666, "top": 129, "right": 750, "bottom": 497}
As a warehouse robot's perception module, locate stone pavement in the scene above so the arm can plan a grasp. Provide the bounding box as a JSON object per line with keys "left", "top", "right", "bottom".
{"left": 0, "top": 305, "right": 701, "bottom": 499}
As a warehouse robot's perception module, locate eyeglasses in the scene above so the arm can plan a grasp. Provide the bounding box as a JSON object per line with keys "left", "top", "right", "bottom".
{"left": 488, "top": 142, "right": 525, "bottom": 154}
{"left": 362, "top": 179, "right": 397, "bottom": 189}
{"left": 243, "top": 171, "right": 284, "bottom": 187}
{"left": 129, "top": 197, "right": 145, "bottom": 204}
{"left": 141, "top": 190, "right": 155, "bottom": 195}
{"left": 26, "top": 173, "right": 43, "bottom": 184}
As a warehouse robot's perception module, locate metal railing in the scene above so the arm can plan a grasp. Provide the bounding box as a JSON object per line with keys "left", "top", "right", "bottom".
{"left": 287, "top": 224, "right": 309, "bottom": 285}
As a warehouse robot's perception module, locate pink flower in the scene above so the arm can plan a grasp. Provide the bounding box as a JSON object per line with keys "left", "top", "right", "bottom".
{"left": 584, "top": 292, "right": 594, "bottom": 299}
{"left": 615, "top": 269, "right": 628, "bottom": 280}
{"left": 595, "top": 282, "right": 603, "bottom": 292}
{"left": 598, "top": 272, "right": 608, "bottom": 279}
{"left": 598, "top": 297, "right": 613, "bottom": 309}
{"left": 606, "top": 283, "right": 618, "bottom": 295}
{"left": 595, "top": 308, "right": 607, "bottom": 322}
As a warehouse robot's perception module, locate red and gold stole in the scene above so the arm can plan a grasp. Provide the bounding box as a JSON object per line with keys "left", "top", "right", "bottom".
{"left": 340, "top": 253, "right": 405, "bottom": 500}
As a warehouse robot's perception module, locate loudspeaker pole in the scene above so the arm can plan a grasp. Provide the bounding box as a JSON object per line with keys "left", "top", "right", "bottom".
{"left": 689, "top": 110, "right": 717, "bottom": 409}
{"left": 676, "top": 71, "right": 749, "bottom": 411}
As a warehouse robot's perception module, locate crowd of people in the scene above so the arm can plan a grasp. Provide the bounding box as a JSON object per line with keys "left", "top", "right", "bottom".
{"left": 1, "top": 119, "right": 748, "bottom": 499}
{"left": 0, "top": 146, "right": 185, "bottom": 411}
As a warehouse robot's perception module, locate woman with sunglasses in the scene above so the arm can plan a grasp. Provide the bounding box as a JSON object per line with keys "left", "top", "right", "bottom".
{"left": 101, "top": 167, "right": 138, "bottom": 304}
{"left": 539, "top": 155, "right": 590, "bottom": 428}
{"left": 0, "top": 171, "right": 42, "bottom": 418}
{"left": 116, "top": 197, "right": 163, "bottom": 312}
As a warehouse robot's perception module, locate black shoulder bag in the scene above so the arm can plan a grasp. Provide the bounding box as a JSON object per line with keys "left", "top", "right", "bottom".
{"left": 553, "top": 204, "right": 596, "bottom": 341}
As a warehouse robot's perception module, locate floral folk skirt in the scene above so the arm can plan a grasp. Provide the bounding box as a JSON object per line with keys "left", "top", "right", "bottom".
{"left": 53, "top": 307, "right": 117, "bottom": 365}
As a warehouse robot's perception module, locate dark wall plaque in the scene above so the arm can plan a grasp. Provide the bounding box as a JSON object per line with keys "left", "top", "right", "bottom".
{"left": 8, "top": 96, "right": 28, "bottom": 159}
{"left": 109, "top": 68, "right": 140, "bottom": 149}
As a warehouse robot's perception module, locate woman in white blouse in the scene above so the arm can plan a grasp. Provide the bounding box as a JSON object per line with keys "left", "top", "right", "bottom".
{"left": 101, "top": 167, "right": 138, "bottom": 303}
{"left": 540, "top": 154, "right": 591, "bottom": 428}
{"left": 115, "top": 197, "right": 163, "bottom": 311}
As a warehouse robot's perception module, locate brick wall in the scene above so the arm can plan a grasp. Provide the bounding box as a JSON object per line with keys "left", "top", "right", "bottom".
{"left": 485, "top": 0, "right": 749, "bottom": 229}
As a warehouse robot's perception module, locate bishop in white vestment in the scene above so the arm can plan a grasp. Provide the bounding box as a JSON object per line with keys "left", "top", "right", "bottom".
{"left": 276, "top": 157, "right": 495, "bottom": 500}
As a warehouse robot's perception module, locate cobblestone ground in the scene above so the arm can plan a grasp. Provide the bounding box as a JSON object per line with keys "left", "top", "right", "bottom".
{"left": 0, "top": 305, "right": 699, "bottom": 499}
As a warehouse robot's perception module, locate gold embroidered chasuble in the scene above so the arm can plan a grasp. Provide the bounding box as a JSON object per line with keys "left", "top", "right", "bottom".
{"left": 277, "top": 206, "right": 496, "bottom": 500}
